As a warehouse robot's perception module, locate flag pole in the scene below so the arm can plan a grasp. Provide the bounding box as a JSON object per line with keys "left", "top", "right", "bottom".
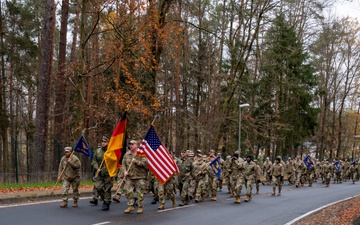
{"left": 151, "top": 114, "right": 159, "bottom": 126}
{"left": 94, "top": 159, "right": 105, "bottom": 178}
{"left": 114, "top": 160, "right": 134, "bottom": 194}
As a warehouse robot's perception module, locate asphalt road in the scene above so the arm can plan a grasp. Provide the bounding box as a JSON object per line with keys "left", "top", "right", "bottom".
{"left": 1, "top": 181, "right": 359, "bottom": 225}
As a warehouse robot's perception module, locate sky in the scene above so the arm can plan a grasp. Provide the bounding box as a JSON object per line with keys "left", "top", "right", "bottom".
{"left": 332, "top": 0, "right": 360, "bottom": 20}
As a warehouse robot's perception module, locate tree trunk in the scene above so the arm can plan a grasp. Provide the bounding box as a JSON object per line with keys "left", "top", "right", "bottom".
{"left": 33, "top": 0, "right": 55, "bottom": 181}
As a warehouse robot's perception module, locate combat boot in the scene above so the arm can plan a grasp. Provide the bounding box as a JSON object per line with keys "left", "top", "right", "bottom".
{"left": 172, "top": 198, "right": 176, "bottom": 207}
{"left": 158, "top": 204, "right": 165, "bottom": 210}
{"left": 102, "top": 202, "right": 110, "bottom": 211}
{"left": 244, "top": 195, "right": 251, "bottom": 202}
{"left": 200, "top": 195, "right": 204, "bottom": 202}
{"left": 60, "top": 200, "right": 68, "bottom": 208}
{"left": 271, "top": 189, "right": 275, "bottom": 196}
{"left": 137, "top": 207, "right": 143, "bottom": 214}
{"left": 234, "top": 197, "right": 241, "bottom": 204}
{"left": 195, "top": 196, "right": 199, "bottom": 203}
{"left": 90, "top": 198, "right": 98, "bottom": 205}
{"left": 211, "top": 195, "right": 217, "bottom": 201}
{"left": 113, "top": 194, "right": 121, "bottom": 203}
{"left": 124, "top": 205, "right": 135, "bottom": 213}
{"left": 73, "top": 199, "right": 78, "bottom": 207}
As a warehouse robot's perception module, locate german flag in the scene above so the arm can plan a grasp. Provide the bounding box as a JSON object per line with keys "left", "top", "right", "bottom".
{"left": 104, "top": 112, "right": 127, "bottom": 177}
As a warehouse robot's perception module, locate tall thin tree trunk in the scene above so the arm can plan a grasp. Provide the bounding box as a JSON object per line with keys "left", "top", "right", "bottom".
{"left": 33, "top": 0, "right": 56, "bottom": 181}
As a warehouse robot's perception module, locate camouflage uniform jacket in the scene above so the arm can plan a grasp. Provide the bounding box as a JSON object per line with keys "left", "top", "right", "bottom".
{"left": 263, "top": 161, "right": 272, "bottom": 173}
{"left": 230, "top": 159, "right": 244, "bottom": 177}
{"left": 58, "top": 154, "right": 81, "bottom": 181}
{"left": 91, "top": 146, "right": 109, "bottom": 176}
{"left": 192, "top": 161, "right": 208, "bottom": 179}
{"left": 285, "top": 161, "right": 294, "bottom": 174}
{"left": 243, "top": 161, "right": 258, "bottom": 180}
{"left": 294, "top": 160, "right": 305, "bottom": 173}
{"left": 177, "top": 157, "right": 193, "bottom": 181}
{"left": 122, "top": 151, "right": 148, "bottom": 179}
{"left": 322, "top": 164, "right": 333, "bottom": 174}
{"left": 270, "top": 162, "right": 284, "bottom": 177}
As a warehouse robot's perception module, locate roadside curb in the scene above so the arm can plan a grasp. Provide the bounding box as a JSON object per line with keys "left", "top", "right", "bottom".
{"left": 0, "top": 191, "right": 94, "bottom": 205}
{"left": 284, "top": 195, "right": 359, "bottom": 225}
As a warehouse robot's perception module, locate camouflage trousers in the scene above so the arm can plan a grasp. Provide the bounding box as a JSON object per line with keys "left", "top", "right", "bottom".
{"left": 195, "top": 177, "right": 207, "bottom": 197}
{"left": 124, "top": 178, "right": 146, "bottom": 207}
{"left": 271, "top": 175, "right": 282, "bottom": 192}
{"left": 115, "top": 177, "right": 125, "bottom": 195}
{"left": 323, "top": 172, "right": 331, "bottom": 185}
{"left": 230, "top": 175, "right": 243, "bottom": 197}
{"left": 352, "top": 172, "right": 358, "bottom": 183}
{"left": 307, "top": 172, "right": 314, "bottom": 186}
{"left": 94, "top": 175, "right": 113, "bottom": 204}
{"left": 287, "top": 172, "right": 295, "bottom": 184}
{"left": 62, "top": 176, "right": 80, "bottom": 201}
{"left": 244, "top": 177, "right": 253, "bottom": 196}
{"left": 156, "top": 178, "right": 176, "bottom": 204}
{"left": 225, "top": 175, "right": 232, "bottom": 193}
{"left": 207, "top": 177, "right": 218, "bottom": 196}
{"left": 179, "top": 179, "right": 192, "bottom": 201}
{"left": 295, "top": 172, "right": 302, "bottom": 186}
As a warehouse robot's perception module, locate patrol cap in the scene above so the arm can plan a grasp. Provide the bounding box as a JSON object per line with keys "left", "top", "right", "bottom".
{"left": 102, "top": 136, "right": 109, "bottom": 142}
{"left": 253, "top": 159, "right": 258, "bottom": 162}
{"left": 226, "top": 155, "right": 231, "bottom": 159}
{"left": 209, "top": 149, "right": 216, "bottom": 154}
{"left": 234, "top": 151, "right": 240, "bottom": 155}
{"left": 181, "top": 149, "right": 187, "bottom": 153}
{"left": 197, "top": 149, "right": 202, "bottom": 154}
{"left": 197, "top": 153, "right": 203, "bottom": 157}
{"left": 188, "top": 151, "right": 194, "bottom": 157}
{"left": 64, "top": 146, "right": 72, "bottom": 152}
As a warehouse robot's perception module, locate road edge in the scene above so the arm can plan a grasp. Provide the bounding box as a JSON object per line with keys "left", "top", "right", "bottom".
{"left": 284, "top": 195, "right": 359, "bottom": 225}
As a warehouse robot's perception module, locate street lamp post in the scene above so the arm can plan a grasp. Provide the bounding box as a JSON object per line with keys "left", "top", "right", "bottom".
{"left": 239, "top": 103, "right": 250, "bottom": 156}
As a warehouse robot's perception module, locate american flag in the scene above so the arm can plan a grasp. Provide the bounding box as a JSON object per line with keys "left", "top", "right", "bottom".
{"left": 139, "top": 125, "right": 179, "bottom": 184}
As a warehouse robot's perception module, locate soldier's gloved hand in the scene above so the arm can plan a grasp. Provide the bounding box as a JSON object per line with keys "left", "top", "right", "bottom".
{"left": 280, "top": 176, "right": 284, "bottom": 183}
{"left": 257, "top": 180, "right": 261, "bottom": 184}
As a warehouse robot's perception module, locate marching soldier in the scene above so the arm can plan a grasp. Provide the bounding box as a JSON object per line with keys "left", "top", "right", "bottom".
{"left": 156, "top": 176, "right": 177, "bottom": 210}
{"left": 90, "top": 136, "right": 113, "bottom": 211}
{"left": 263, "top": 157, "right": 272, "bottom": 184}
{"left": 193, "top": 154, "right": 208, "bottom": 203}
{"left": 230, "top": 151, "right": 245, "bottom": 204}
{"left": 224, "top": 155, "right": 232, "bottom": 194}
{"left": 57, "top": 147, "right": 81, "bottom": 208}
{"left": 349, "top": 161, "right": 359, "bottom": 184}
{"left": 243, "top": 155, "right": 258, "bottom": 202}
{"left": 123, "top": 140, "right": 148, "bottom": 214}
{"left": 322, "top": 159, "right": 333, "bottom": 187}
{"left": 270, "top": 156, "right": 284, "bottom": 196}
{"left": 207, "top": 154, "right": 218, "bottom": 201}
{"left": 293, "top": 155, "right": 305, "bottom": 188}
{"left": 285, "top": 157, "right": 295, "bottom": 185}
{"left": 253, "top": 159, "right": 261, "bottom": 194}
{"left": 177, "top": 150, "right": 194, "bottom": 206}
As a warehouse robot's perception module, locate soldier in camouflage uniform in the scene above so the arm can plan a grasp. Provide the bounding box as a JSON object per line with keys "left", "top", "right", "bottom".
{"left": 193, "top": 154, "right": 208, "bottom": 203}
{"left": 263, "top": 157, "right": 272, "bottom": 184}
{"left": 123, "top": 140, "right": 148, "bottom": 214}
{"left": 306, "top": 156, "right": 315, "bottom": 187}
{"left": 343, "top": 158, "right": 350, "bottom": 182}
{"left": 293, "top": 155, "right": 305, "bottom": 188}
{"left": 217, "top": 153, "right": 225, "bottom": 192}
{"left": 207, "top": 154, "right": 218, "bottom": 201}
{"left": 349, "top": 161, "right": 359, "bottom": 184}
{"left": 253, "top": 159, "right": 261, "bottom": 194}
{"left": 230, "top": 151, "right": 245, "bottom": 204}
{"left": 177, "top": 150, "right": 194, "bottom": 206}
{"left": 270, "top": 156, "right": 284, "bottom": 196}
{"left": 224, "top": 155, "right": 232, "bottom": 194}
{"left": 285, "top": 157, "right": 295, "bottom": 185}
{"left": 243, "top": 155, "right": 258, "bottom": 202}
{"left": 58, "top": 147, "right": 81, "bottom": 208}
{"left": 322, "top": 159, "right": 333, "bottom": 187}
{"left": 148, "top": 171, "right": 159, "bottom": 204}
{"left": 157, "top": 175, "right": 177, "bottom": 210}
{"left": 90, "top": 136, "right": 113, "bottom": 211}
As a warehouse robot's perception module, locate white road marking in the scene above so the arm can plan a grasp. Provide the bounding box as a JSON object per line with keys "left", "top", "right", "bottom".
{"left": 91, "top": 222, "right": 111, "bottom": 225}
{"left": 284, "top": 195, "right": 358, "bottom": 225}
{"left": 0, "top": 196, "right": 92, "bottom": 209}
{"left": 157, "top": 204, "right": 195, "bottom": 212}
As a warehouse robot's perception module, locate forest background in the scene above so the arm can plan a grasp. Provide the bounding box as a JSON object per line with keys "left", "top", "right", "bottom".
{"left": 1, "top": 0, "right": 360, "bottom": 183}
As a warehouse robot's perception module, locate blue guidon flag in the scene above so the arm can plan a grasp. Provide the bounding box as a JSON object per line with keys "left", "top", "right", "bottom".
{"left": 210, "top": 156, "right": 222, "bottom": 179}
{"left": 74, "top": 135, "right": 92, "bottom": 158}
{"left": 139, "top": 125, "right": 179, "bottom": 184}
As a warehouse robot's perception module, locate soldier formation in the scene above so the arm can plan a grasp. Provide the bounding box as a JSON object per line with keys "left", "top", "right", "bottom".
{"left": 57, "top": 141, "right": 360, "bottom": 213}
